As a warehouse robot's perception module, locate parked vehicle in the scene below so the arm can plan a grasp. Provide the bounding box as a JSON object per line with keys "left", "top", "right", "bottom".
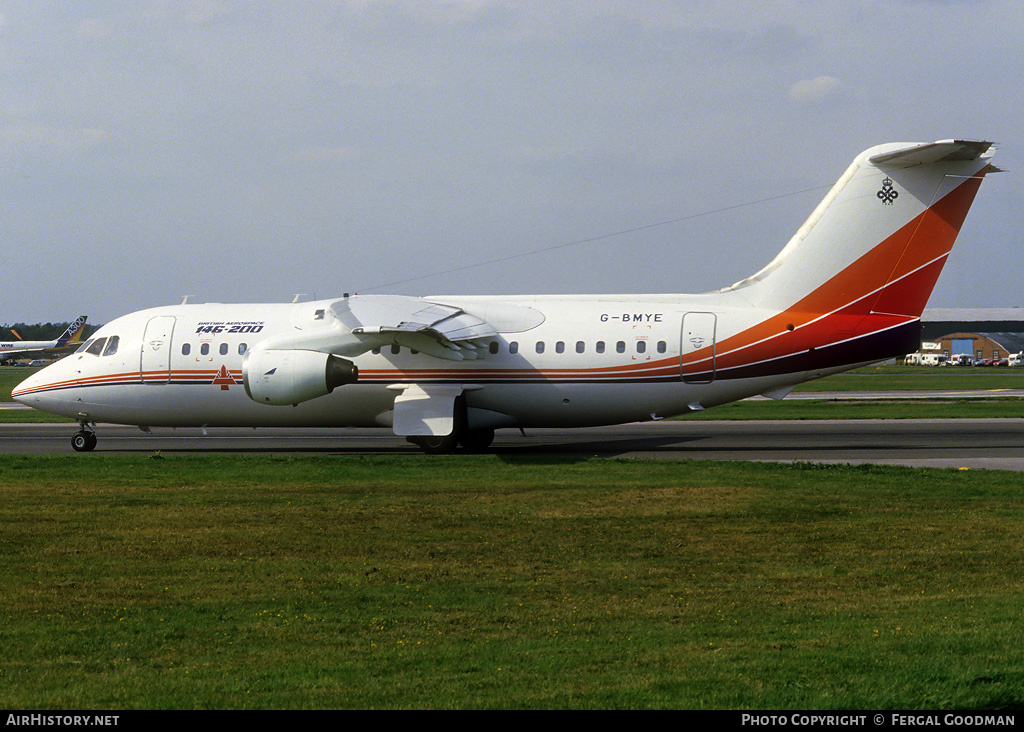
{"left": 904, "top": 352, "right": 946, "bottom": 366}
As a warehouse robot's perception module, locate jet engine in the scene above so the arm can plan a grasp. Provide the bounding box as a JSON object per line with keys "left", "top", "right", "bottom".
{"left": 242, "top": 349, "right": 358, "bottom": 406}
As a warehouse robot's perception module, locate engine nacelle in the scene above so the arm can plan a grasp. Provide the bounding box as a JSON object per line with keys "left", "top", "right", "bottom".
{"left": 242, "top": 349, "right": 358, "bottom": 406}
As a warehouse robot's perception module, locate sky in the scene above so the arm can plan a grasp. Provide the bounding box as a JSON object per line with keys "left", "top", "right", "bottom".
{"left": 2, "top": 1, "right": 1023, "bottom": 325}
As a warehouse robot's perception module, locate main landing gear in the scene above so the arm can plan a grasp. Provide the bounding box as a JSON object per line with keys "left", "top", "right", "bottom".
{"left": 408, "top": 427, "right": 495, "bottom": 454}
{"left": 405, "top": 395, "right": 498, "bottom": 454}
{"left": 72, "top": 425, "right": 98, "bottom": 452}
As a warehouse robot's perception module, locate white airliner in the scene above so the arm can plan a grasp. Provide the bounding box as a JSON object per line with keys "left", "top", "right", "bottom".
{"left": 0, "top": 316, "right": 88, "bottom": 364}
{"left": 14, "top": 140, "right": 997, "bottom": 452}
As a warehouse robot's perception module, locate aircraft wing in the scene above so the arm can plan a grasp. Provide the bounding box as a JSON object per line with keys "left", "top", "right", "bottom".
{"left": 1, "top": 342, "right": 62, "bottom": 361}
{"left": 0, "top": 346, "right": 35, "bottom": 361}
{"left": 1, "top": 344, "right": 77, "bottom": 361}
{"left": 329, "top": 294, "right": 498, "bottom": 361}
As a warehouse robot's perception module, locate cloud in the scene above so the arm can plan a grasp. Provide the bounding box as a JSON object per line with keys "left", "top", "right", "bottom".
{"left": 788, "top": 75, "right": 842, "bottom": 103}
{"left": 499, "top": 144, "right": 581, "bottom": 165}
{"left": 75, "top": 18, "right": 111, "bottom": 40}
{"left": 146, "top": 0, "right": 234, "bottom": 25}
{"left": 289, "top": 145, "right": 363, "bottom": 166}
{"left": 0, "top": 125, "right": 110, "bottom": 154}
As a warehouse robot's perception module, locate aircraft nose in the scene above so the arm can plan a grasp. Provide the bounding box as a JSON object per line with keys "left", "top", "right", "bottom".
{"left": 12, "top": 369, "right": 48, "bottom": 406}
{"left": 11, "top": 365, "right": 71, "bottom": 415}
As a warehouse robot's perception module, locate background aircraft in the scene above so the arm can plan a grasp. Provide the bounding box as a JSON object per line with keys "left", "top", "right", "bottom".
{"left": 0, "top": 316, "right": 88, "bottom": 364}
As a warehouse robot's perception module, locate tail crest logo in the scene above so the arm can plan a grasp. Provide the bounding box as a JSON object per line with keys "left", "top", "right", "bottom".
{"left": 877, "top": 177, "right": 899, "bottom": 205}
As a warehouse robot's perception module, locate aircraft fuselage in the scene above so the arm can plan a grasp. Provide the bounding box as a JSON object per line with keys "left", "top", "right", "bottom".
{"left": 15, "top": 295, "right": 854, "bottom": 431}
{"left": 12, "top": 140, "right": 996, "bottom": 452}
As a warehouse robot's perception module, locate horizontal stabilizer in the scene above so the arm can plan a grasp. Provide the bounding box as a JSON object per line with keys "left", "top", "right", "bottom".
{"left": 869, "top": 140, "right": 995, "bottom": 166}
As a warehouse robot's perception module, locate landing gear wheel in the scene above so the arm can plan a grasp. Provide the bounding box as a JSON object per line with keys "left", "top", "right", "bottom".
{"left": 415, "top": 434, "right": 460, "bottom": 454}
{"left": 71, "top": 430, "right": 97, "bottom": 452}
{"left": 459, "top": 428, "right": 495, "bottom": 452}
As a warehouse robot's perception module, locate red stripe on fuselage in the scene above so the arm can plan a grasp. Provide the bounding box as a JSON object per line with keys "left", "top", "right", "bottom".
{"left": 683, "top": 169, "right": 987, "bottom": 373}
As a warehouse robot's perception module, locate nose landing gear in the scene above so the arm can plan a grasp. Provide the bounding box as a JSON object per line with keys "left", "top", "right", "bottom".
{"left": 72, "top": 423, "right": 97, "bottom": 452}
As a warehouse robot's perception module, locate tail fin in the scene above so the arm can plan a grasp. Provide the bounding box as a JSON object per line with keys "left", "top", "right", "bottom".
{"left": 707, "top": 141, "right": 995, "bottom": 379}
{"left": 728, "top": 140, "right": 995, "bottom": 316}
{"left": 56, "top": 316, "right": 88, "bottom": 346}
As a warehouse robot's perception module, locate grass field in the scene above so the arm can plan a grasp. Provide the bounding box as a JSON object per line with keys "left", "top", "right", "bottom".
{"left": 1, "top": 455, "right": 1022, "bottom": 709}
{"left": 685, "top": 398, "right": 1024, "bottom": 420}
{"left": 794, "top": 365, "right": 1024, "bottom": 392}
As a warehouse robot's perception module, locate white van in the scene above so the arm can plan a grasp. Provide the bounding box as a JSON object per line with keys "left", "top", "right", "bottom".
{"left": 904, "top": 352, "right": 946, "bottom": 366}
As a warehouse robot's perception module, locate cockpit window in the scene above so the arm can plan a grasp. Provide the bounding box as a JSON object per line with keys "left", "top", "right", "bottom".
{"left": 76, "top": 339, "right": 95, "bottom": 354}
{"left": 85, "top": 338, "right": 107, "bottom": 356}
{"left": 102, "top": 336, "right": 119, "bottom": 357}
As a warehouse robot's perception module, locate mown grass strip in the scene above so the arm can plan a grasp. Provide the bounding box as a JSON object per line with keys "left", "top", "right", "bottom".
{"left": 1, "top": 455, "right": 1022, "bottom": 709}
{"left": 684, "top": 398, "right": 1024, "bottom": 420}
{"left": 794, "top": 365, "right": 1024, "bottom": 392}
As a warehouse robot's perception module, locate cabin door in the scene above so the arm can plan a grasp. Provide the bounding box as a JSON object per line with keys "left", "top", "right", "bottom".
{"left": 680, "top": 312, "right": 716, "bottom": 383}
{"left": 141, "top": 316, "right": 176, "bottom": 384}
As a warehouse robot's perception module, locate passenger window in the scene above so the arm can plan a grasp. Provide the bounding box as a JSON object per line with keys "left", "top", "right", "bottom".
{"left": 657, "top": 341, "right": 667, "bottom": 354}
{"left": 536, "top": 341, "right": 545, "bottom": 354}
{"left": 509, "top": 341, "right": 519, "bottom": 354}
{"left": 596, "top": 341, "right": 605, "bottom": 354}
{"left": 102, "top": 336, "right": 119, "bottom": 357}
{"left": 85, "top": 338, "right": 107, "bottom": 356}
{"left": 489, "top": 342, "right": 499, "bottom": 354}
{"left": 576, "top": 341, "right": 585, "bottom": 354}
{"left": 637, "top": 341, "right": 646, "bottom": 354}
{"left": 200, "top": 343, "right": 210, "bottom": 356}
{"left": 182, "top": 343, "right": 191, "bottom": 356}
{"left": 238, "top": 343, "right": 247, "bottom": 355}
{"left": 616, "top": 341, "right": 625, "bottom": 354}
{"left": 555, "top": 341, "right": 565, "bottom": 354}
{"left": 220, "top": 343, "right": 228, "bottom": 356}
{"left": 391, "top": 345, "right": 400, "bottom": 355}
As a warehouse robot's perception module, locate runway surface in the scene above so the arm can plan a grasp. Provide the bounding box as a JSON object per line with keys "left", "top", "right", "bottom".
{"left": 5, "top": 419, "right": 1024, "bottom": 471}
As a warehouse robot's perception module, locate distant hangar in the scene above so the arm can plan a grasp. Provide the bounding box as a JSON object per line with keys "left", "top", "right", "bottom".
{"left": 921, "top": 308, "right": 1024, "bottom": 362}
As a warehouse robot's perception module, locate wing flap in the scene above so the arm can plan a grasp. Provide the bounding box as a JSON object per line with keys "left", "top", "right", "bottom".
{"left": 330, "top": 294, "right": 497, "bottom": 361}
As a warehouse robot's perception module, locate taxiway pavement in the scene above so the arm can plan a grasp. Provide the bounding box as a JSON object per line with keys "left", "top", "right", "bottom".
{"left": 4, "top": 419, "right": 1024, "bottom": 471}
